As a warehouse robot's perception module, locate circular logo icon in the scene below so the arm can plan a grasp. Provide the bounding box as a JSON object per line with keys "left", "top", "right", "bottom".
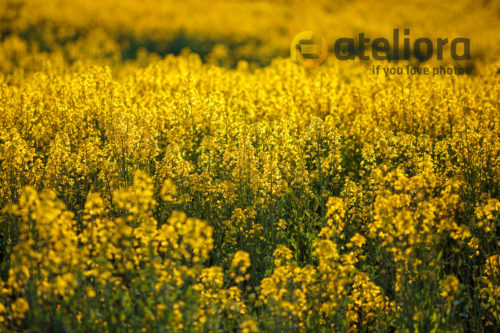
{"left": 290, "top": 31, "right": 328, "bottom": 68}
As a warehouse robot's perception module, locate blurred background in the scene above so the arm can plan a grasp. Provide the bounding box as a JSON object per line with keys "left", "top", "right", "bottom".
{"left": 0, "top": 0, "right": 499, "bottom": 74}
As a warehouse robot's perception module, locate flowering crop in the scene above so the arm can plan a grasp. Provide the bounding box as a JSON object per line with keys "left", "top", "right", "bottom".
{"left": 0, "top": 0, "right": 499, "bottom": 332}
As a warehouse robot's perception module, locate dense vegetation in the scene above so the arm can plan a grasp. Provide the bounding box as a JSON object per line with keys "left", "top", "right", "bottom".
{"left": 0, "top": 0, "right": 499, "bottom": 331}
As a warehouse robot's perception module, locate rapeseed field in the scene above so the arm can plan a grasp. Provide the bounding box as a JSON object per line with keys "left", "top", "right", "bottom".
{"left": 0, "top": 0, "right": 499, "bottom": 331}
